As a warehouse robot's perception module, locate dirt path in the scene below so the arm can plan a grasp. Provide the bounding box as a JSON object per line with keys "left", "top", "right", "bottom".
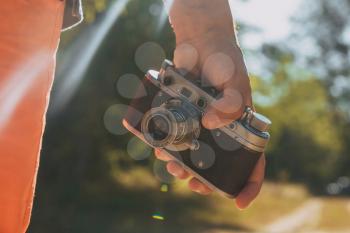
{"left": 203, "top": 199, "right": 323, "bottom": 233}
{"left": 204, "top": 198, "right": 350, "bottom": 233}
{"left": 264, "top": 199, "right": 323, "bottom": 233}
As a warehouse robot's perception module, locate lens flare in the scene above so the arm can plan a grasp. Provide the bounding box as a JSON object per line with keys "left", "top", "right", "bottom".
{"left": 0, "top": 52, "right": 48, "bottom": 133}
{"left": 152, "top": 214, "right": 165, "bottom": 221}
{"left": 157, "top": 0, "right": 173, "bottom": 33}
{"left": 52, "top": 0, "right": 131, "bottom": 112}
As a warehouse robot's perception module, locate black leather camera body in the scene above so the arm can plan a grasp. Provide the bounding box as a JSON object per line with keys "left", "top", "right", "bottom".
{"left": 123, "top": 60, "right": 271, "bottom": 198}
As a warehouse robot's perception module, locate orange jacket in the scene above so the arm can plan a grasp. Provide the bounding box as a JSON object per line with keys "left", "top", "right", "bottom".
{"left": 0, "top": 1, "right": 64, "bottom": 232}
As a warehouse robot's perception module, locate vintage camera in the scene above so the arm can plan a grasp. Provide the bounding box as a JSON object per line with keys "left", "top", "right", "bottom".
{"left": 123, "top": 60, "right": 271, "bottom": 198}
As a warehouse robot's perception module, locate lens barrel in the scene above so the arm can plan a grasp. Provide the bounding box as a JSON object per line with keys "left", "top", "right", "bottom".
{"left": 141, "top": 104, "right": 199, "bottom": 150}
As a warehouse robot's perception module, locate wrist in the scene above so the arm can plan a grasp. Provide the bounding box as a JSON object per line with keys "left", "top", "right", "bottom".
{"left": 169, "top": 0, "right": 236, "bottom": 44}
{"left": 175, "top": 27, "right": 238, "bottom": 48}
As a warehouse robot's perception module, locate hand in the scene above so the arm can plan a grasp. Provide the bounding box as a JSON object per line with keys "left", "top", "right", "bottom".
{"left": 157, "top": 0, "right": 266, "bottom": 209}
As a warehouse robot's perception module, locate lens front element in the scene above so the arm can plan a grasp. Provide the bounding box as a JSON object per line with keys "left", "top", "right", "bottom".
{"left": 147, "top": 115, "right": 171, "bottom": 141}
{"left": 141, "top": 100, "right": 201, "bottom": 151}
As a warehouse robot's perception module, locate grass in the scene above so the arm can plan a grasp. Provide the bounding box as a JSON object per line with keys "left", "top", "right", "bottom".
{"left": 172, "top": 181, "right": 309, "bottom": 231}
{"left": 29, "top": 166, "right": 311, "bottom": 233}
{"left": 29, "top": 156, "right": 350, "bottom": 233}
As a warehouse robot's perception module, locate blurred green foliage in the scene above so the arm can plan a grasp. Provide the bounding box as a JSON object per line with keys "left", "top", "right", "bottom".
{"left": 28, "top": 0, "right": 350, "bottom": 232}
{"left": 255, "top": 0, "right": 350, "bottom": 191}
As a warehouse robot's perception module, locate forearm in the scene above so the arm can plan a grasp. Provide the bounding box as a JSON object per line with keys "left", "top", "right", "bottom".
{"left": 167, "top": 0, "right": 236, "bottom": 44}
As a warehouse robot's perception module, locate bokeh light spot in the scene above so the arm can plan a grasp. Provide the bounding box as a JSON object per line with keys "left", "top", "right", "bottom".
{"left": 135, "top": 42, "right": 166, "bottom": 72}
{"left": 103, "top": 104, "right": 129, "bottom": 135}
{"left": 153, "top": 159, "right": 174, "bottom": 184}
{"left": 127, "top": 136, "right": 152, "bottom": 160}
{"left": 116, "top": 73, "right": 146, "bottom": 99}
{"left": 149, "top": 3, "right": 162, "bottom": 16}
{"left": 190, "top": 141, "right": 216, "bottom": 170}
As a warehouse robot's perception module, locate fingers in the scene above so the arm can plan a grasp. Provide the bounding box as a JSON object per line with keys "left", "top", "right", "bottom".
{"left": 166, "top": 159, "right": 213, "bottom": 195}
{"left": 166, "top": 161, "right": 190, "bottom": 180}
{"left": 188, "top": 178, "right": 213, "bottom": 195}
{"left": 155, "top": 147, "right": 264, "bottom": 202}
{"left": 202, "top": 88, "right": 244, "bottom": 129}
{"left": 154, "top": 149, "right": 212, "bottom": 194}
{"left": 235, "top": 154, "right": 266, "bottom": 209}
{"left": 155, "top": 149, "right": 190, "bottom": 179}
{"left": 154, "top": 148, "right": 171, "bottom": 161}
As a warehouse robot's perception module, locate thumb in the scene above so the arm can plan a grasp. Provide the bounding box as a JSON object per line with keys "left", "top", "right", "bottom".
{"left": 202, "top": 88, "right": 246, "bottom": 129}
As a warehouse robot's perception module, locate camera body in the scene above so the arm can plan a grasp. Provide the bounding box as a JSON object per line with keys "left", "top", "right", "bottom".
{"left": 123, "top": 60, "right": 271, "bottom": 198}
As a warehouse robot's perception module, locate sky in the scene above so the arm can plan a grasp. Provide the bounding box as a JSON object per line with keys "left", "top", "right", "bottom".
{"left": 230, "top": 0, "right": 304, "bottom": 48}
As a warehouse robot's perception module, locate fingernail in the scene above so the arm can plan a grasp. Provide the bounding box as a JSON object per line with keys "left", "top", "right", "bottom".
{"left": 236, "top": 201, "right": 251, "bottom": 210}
{"left": 193, "top": 188, "right": 202, "bottom": 193}
{"left": 236, "top": 202, "right": 244, "bottom": 211}
{"left": 167, "top": 167, "right": 177, "bottom": 176}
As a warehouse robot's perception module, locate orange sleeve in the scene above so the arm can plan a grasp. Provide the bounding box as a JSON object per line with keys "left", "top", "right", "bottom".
{"left": 0, "top": 1, "right": 64, "bottom": 232}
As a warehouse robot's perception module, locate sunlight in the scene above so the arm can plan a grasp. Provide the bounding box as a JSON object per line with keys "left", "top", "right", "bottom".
{"left": 52, "top": 0, "right": 131, "bottom": 112}
{"left": 157, "top": 0, "right": 173, "bottom": 33}
{"left": 229, "top": 0, "right": 303, "bottom": 48}
{"left": 0, "top": 52, "right": 48, "bottom": 133}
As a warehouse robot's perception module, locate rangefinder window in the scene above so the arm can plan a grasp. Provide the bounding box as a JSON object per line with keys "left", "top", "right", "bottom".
{"left": 180, "top": 87, "right": 192, "bottom": 98}
{"left": 196, "top": 97, "right": 207, "bottom": 109}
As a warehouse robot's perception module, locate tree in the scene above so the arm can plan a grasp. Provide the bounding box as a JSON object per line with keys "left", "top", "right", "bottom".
{"left": 292, "top": 0, "right": 350, "bottom": 113}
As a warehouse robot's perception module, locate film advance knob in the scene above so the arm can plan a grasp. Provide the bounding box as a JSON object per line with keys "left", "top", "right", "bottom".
{"left": 250, "top": 112, "right": 272, "bottom": 132}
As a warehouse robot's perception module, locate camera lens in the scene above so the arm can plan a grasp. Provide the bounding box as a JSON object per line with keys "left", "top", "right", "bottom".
{"left": 141, "top": 101, "right": 201, "bottom": 150}
{"left": 141, "top": 107, "right": 187, "bottom": 148}
{"left": 142, "top": 109, "right": 177, "bottom": 147}
{"left": 147, "top": 115, "right": 170, "bottom": 141}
